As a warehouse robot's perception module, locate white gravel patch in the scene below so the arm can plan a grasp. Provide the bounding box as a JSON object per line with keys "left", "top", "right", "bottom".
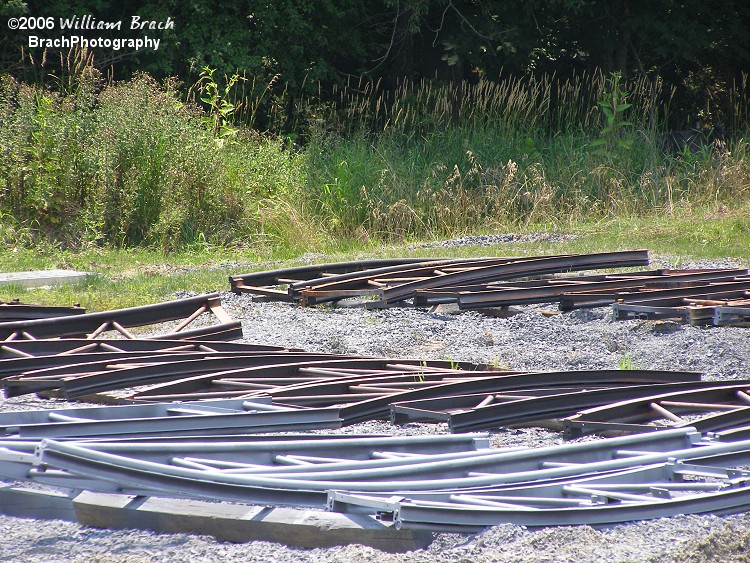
{"left": 412, "top": 233, "right": 579, "bottom": 248}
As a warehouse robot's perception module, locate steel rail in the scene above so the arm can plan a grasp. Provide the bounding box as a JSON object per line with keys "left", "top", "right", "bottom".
{"left": 27, "top": 428, "right": 750, "bottom": 526}
{"left": 452, "top": 269, "right": 749, "bottom": 310}
{"left": 612, "top": 291, "right": 750, "bottom": 323}
{"left": 22, "top": 433, "right": 659, "bottom": 506}
{"left": 566, "top": 406, "right": 750, "bottom": 439}
{"left": 2, "top": 351, "right": 353, "bottom": 398}
{"left": 614, "top": 302, "right": 711, "bottom": 323}
{"left": 236, "top": 370, "right": 689, "bottom": 415}
{"left": 292, "top": 258, "right": 531, "bottom": 306}
{"left": 163, "top": 448, "right": 521, "bottom": 476}
{"left": 144, "top": 430, "right": 708, "bottom": 487}
{"left": 561, "top": 280, "right": 750, "bottom": 311}
{"left": 410, "top": 272, "right": 657, "bottom": 307}
{"left": 2, "top": 350, "right": 329, "bottom": 380}
{"left": 715, "top": 305, "right": 750, "bottom": 326}
{"left": 392, "top": 479, "right": 750, "bottom": 530}
{"left": 229, "top": 251, "right": 656, "bottom": 307}
{"left": 0, "top": 347, "right": 297, "bottom": 381}
{"left": 378, "top": 250, "right": 650, "bottom": 305}
{"left": 409, "top": 269, "right": 739, "bottom": 303}
{"left": 228, "top": 258, "right": 464, "bottom": 298}
{"left": 121, "top": 368, "right": 701, "bottom": 424}
{"left": 288, "top": 258, "right": 526, "bottom": 290}
{"left": 389, "top": 388, "right": 623, "bottom": 423}
{"left": 291, "top": 253, "right": 652, "bottom": 306}
{"left": 35, "top": 428, "right": 702, "bottom": 494}
{"left": 71, "top": 446, "right": 512, "bottom": 479}
{"left": 0, "top": 434, "right": 492, "bottom": 504}
{"left": 445, "top": 381, "right": 747, "bottom": 433}
{"left": 0, "top": 397, "right": 283, "bottom": 427}
{"left": 2, "top": 352, "right": 355, "bottom": 398}
{"left": 0, "top": 301, "right": 86, "bottom": 321}
{"left": 334, "top": 370, "right": 702, "bottom": 425}
{"left": 327, "top": 459, "right": 736, "bottom": 510}
{"left": 0, "top": 338, "right": 290, "bottom": 360}
{"left": 288, "top": 255, "right": 619, "bottom": 299}
{"left": 147, "top": 322, "right": 243, "bottom": 342}
{"left": 5, "top": 408, "right": 342, "bottom": 439}
{"left": 329, "top": 445, "right": 750, "bottom": 530}
{"left": 0, "top": 442, "right": 684, "bottom": 501}
{"left": 390, "top": 381, "right": 736, "bottom": 432}
{"left": 0, "top": 440, "right": 55, "bottom": 483}
{"left": 25, "top": 433, "right": 750, "bottom": 531}
{"left": 55, "top": 354, "right": 367, "bottom": 399}
{"left": 74, "top": 434, "right": 492, "bottom": 463}
{"left": 146, "top": 369, "right": 695, "bottom": 423}
{"left": 0, "top": 293, "right": 239, "bottom": 341}
{"left": 0, "top": 434, "right": 494, "bottom": 489}
{"left": 126, "top": 370, "right": 504, "bottom": 404}
{"left": 122, "top": 358, "right": 496, "bottom": 403}
{"left": 564, "top": 383, "right": 750, "bottom": 438}
{"left": 327, "top": 458, "right": 749, "bottom": 521}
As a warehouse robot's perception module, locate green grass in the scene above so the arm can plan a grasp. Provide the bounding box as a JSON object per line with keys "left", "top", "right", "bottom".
{"left": 3, "top": 211, "right": 748, "bottom": 312}
{"left": 0, "top": 245, "right": 257, "bottom": 309}
{"left": 567, "top": 212, "right": 750, "bottom": 259}
{"left": 0, "top": 72, "right": 309, "bottom": 251}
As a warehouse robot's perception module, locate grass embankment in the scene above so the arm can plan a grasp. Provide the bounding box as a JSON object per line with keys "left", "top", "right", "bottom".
{"left": 2, "top": 213, "right": 749, "bottom": 313}
{"left": 1, "top": 66, "right": 749, "bottom": 310}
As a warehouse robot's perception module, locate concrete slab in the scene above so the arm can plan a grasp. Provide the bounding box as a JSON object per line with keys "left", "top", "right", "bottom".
{"left": 73, "top": 492, "right": 432, "bottom": 551}
{"left": 0, "top": 485, "right": 77, "bottom": 521}
{"left": 0, "top": 270, "right": 90, "bottom": 289}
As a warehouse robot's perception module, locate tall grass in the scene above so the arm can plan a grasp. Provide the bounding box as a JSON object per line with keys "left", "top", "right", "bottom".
{"left": 303, "top": 70, "right": 666, "bottom": 137}
{"left": 294, "top": 72, "right": 748, "bottom": 241}
{"left": 1, "top": 57, "right": 748, "bottom": 253}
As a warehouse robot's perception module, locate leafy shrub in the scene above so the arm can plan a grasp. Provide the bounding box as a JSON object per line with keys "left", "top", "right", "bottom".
{"left": 0, "top": 71, "right": 310, "bottom": 251}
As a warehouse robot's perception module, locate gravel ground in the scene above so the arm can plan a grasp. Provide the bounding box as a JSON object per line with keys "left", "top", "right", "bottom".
{"left": 2, "top": 251, "right": 750, "bottom": 562}
{"left": 411, "top": 233, "right": 579, "bottom": 248}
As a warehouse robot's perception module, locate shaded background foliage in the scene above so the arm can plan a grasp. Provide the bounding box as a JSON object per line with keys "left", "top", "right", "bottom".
{"left": 0, "top": 0, "right": 749, "bottom": 252}
{"left": 2, "top": 0, "right": 749, "bottom": 131}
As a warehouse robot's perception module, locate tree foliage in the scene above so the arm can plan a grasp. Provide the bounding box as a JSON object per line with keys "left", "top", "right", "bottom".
{"left": 2, "top": 0, "right": 749, "bottom": 129}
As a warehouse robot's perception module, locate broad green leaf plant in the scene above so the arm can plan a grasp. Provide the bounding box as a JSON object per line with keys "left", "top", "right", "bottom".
{"left": 591, "top": 72, "right": 634, "bottom": 155}
{"left": 195, "top": 66, "right": 244, "bottom": 145}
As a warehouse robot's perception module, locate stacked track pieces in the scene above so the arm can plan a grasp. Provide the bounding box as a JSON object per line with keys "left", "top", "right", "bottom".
{"left": 4, "top": 343, "right": 750, "bottom": 529}
{"left": 612, "top": 288, "right": 750, "bottom": 326}
{"left": 0, "top": 292, "right": 241, "bottom": 341}
{"left": 229, "top": 250, "right": 750, "bottom": 316}
{"left": 0, "top": 299, "right": 85, "bottom": 321}
{"left": 7, "top": 342, "right": 750, "bottom": 438}
{"left": 229, "top": 250, "right": 652, "bottom": 308}
{"left": 4, "top": 427, "right": 750, "bottom": 530}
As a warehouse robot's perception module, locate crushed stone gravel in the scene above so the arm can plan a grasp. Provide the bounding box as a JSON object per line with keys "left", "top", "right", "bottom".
{"left": 1, "top": 254, "right": 750, "bottom": 562}
{"left": 411, "top": 233, "right": 579, "bottom": 248}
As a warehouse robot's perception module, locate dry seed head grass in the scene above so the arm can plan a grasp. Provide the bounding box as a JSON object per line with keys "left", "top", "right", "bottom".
{"left": 256, "top": 199, "right": 329, "bottom": 252}
{"left": 311, "top": 69, "right": 664, "bottom": 137}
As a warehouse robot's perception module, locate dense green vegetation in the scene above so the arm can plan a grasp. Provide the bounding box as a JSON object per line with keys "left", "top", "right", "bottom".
{"left": 1, "top": 62, "right": 748, "bottom": 253}
{"left": 0, "top": 2, "right": 748, "bottom": 258}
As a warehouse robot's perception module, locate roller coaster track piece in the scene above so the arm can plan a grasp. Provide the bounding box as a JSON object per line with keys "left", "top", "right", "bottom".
{"left": 0, "top": 293, "right": 241, "bottom": 342}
